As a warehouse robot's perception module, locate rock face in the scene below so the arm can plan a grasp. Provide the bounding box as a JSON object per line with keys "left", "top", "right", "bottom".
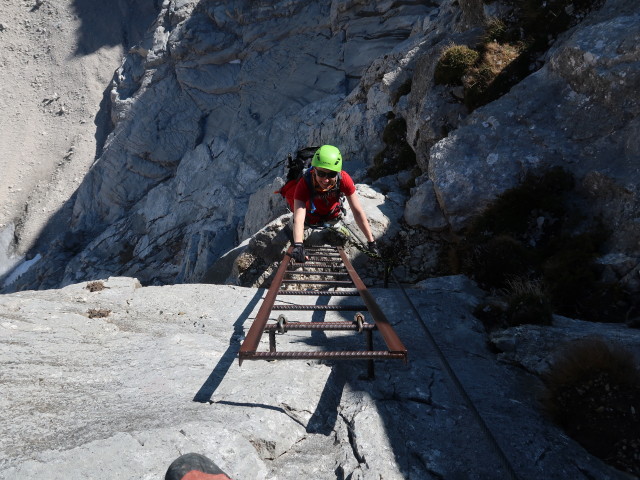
{"left": 2, "top": 0, "right": 640, "bottom": 295}
{"left": 427, "top": 0, "right": 640, "bottom": 234}
{"left": 0, "top": 0, "right": 160, "bottom": 277}
{"left": 1, "top": 275, "right": 638, "bottom": 479}
{"left": 1, "top": 0, "right": 439, "bottom": 290}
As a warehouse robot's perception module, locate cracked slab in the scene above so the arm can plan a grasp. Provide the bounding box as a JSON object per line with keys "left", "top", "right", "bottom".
{"left": 0, "top": 276, "right": 634, "bottom": 479}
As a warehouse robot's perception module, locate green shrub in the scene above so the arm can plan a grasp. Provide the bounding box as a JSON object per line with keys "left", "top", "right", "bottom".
{"left": 464, "top": 0, "right": 605, "bottom": 110}
{"left": 461, "top": 234, "right": 534, "bottom": 289}
{"left": 542, "top": 337, "right": 640, "bottom": 476}
{"left": 474, "top": 278, "right": 553, "bottom": 330}
{"left": 520, "top": 0, "right": 606, "bottom": 46}
{"left": 466, "top": 167, "right": 574, "bottom": 242}
{"left": 434, "top": 44, "right": 479, "bottom": 86}
{"left": 463, "top": 41, "right": 527, "bottom": 109}
{"left": 453, "top": 167, "right": 630, "bottom": 322}
{"left": 484, "top": 17, "right": 508, "bottom": 43}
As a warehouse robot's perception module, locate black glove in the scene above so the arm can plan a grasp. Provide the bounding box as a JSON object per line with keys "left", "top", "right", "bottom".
{"left": 292, "top": 242, "right": 306, "bottom": 263}
{"left": 367, "top": 241, "right": 380, "bottom": 257}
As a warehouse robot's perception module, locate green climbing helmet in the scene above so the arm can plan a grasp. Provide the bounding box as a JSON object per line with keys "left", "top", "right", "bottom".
{"left": 311, "top": 145, "right": 342, "bottom": 172}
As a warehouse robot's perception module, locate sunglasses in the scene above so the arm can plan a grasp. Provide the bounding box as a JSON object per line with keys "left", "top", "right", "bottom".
{"left": 314, "top": 169, "right": 338, "bottom": 179}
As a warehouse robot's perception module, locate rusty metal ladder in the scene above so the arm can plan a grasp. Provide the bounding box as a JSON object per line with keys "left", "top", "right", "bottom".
{"left": 238, "top": 245, "right": 407, "bottom": 375}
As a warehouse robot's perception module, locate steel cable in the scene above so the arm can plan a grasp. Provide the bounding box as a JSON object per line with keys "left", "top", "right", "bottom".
{"left": 336, "top": 221, "right": 520, "bottom": 479}
{"left": 389, "top": 270, "right": 520, "bottom": 480}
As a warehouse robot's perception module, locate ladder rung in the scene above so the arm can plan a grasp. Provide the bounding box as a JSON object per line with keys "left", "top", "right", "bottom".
{"left": 276, "top": 290, "right": 360, "bottom": 296}
{"left": 272, "top": 304, "right": 368, "bottom": 311}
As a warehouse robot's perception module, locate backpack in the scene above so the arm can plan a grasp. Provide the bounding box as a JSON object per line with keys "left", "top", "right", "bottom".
{"left": 276, "top": 146, "right": 316, "bottom": 211}
{"left": 275, "top": 146, "right": 344, "bottom": 220}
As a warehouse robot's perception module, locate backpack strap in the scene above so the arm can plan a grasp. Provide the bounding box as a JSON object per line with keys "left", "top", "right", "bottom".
{"left": 303, "top": 169, "right": 317, "bottom": 214}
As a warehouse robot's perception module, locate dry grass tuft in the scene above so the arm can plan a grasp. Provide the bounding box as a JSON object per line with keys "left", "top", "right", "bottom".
{"left": 87, "top": 308, "right": 111, "bottom": 318}
{"left": 503, "top": 277, "right": 553, "bottom": 326}
{"left": 86, "top": 281, "right": 106, "bottom": 292}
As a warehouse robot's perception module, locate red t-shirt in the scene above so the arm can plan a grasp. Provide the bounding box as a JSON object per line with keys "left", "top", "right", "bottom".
{"left": 294, "top": 169, "right": 356, "bottom": 224}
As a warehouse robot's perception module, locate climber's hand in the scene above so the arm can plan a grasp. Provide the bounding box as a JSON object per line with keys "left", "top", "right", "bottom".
{"left": 292, "top": 242, "right": 306, "bottom": 263}
{"left": 367, "top": 241, "right": 380, "bottom": 257}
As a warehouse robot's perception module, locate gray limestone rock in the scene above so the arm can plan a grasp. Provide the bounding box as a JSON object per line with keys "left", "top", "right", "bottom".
{"left": 1, "top": 276, "right": 634, "bottom": 479}
{"left": 4, "top": 0, "right": 442, "bottom": 291}
{"left": 240, "top": 178, "right": 288, "bottom": 242}
{"left": 490, "top": 314, "right": 640, "bottom": 377}
{"left": 3, "top": 0, "right": 640, "bottom": 303}
{"left": 404, "top": 177, "right": 448, "bottom": 230}
{"left": 426, "top": 1, "right": 640, "bottom": 241}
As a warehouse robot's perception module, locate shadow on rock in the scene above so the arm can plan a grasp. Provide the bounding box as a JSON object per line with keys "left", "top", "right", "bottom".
{"left": 71, "top": 0, "right": 159, "bottom": 56}
{"left": 192, "top": 288, "right": 263, "bottom": 403}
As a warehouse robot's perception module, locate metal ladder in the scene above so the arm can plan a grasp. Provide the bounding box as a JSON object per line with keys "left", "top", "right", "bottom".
{"left": 238, "top": 245, "right": 407, "bottom": 376}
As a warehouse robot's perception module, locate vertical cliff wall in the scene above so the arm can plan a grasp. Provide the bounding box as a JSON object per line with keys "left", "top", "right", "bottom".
{"left": 3, "top": 0, "right": 639, "bottom": 292}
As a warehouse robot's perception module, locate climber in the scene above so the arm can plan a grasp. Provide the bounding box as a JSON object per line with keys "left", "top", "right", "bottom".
{"left": 165, "top": 452, "right": 232, "bottom": 480}
{"left": 290, "top": 144, "right": 379, "bottom": 263}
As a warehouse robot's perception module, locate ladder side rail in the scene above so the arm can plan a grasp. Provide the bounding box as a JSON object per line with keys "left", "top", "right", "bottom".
{"left": 238, "top": 245, "right": 293, "bottom": 363}
{"left": 337, "top": 247, "right": 407, "bottom": 356}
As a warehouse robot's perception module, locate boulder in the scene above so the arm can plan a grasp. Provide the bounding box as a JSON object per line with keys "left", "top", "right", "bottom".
{"left": 403, "top": 177, "right": 448, "bottom": 229}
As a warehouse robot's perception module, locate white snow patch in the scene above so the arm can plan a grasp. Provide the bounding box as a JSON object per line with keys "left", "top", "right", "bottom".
{"left": 2, "top": 254, "right": 42, "bottom": 287}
